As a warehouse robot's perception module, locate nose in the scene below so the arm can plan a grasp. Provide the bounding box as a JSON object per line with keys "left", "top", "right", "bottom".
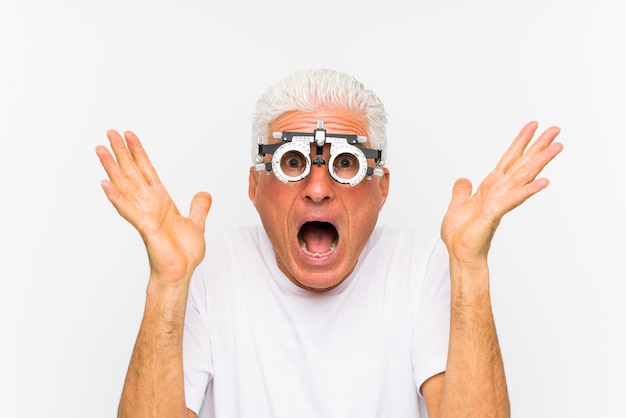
{"left": 301, "top": 162, "right": 334, "bottom": 203}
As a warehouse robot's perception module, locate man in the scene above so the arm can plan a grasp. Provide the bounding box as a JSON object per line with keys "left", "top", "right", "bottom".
{"left": 96, "top": 69, "right": 563, "bottom": 417}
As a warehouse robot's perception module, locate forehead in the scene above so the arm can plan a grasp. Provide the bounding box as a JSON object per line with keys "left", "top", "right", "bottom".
{"left": 271, "top": 109, "right": 368, "bottom": 137}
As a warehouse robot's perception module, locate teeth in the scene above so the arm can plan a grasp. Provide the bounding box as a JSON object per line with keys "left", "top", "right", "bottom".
{"left": 299, "top": 239, "right": 337, "bottom": 257}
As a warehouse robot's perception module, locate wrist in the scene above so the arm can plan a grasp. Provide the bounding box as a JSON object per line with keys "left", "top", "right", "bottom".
{"left": 146, "top": 275, "right": 190, "bottom": 305}
{"left": 449, "top": 253, "right": 489, "bottom": 273}
{"left": 448, "top": 256, "right": 491, "bottom": 295}
{"left": 142, "top": 280, "right": 190, "bottom": 331}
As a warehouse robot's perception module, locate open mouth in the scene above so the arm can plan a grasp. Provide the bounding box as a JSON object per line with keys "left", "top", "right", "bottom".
{"left": 298, "top": 221, "right": 339, "bottom": 257}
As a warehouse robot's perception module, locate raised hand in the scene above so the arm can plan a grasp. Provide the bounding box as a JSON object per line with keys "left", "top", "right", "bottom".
{"left": 441, "top": 121, "right": 563, "bottom": 265}
{"left": 96, "top": 130, "right": 212, "bottom": 285}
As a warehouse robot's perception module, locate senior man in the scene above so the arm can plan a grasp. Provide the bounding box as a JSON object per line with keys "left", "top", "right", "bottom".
{"left": 96, "top": 68, "right": 562, "bottom": 417}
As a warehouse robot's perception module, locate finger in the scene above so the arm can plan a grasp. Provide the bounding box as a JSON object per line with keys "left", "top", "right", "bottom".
{"left": 99, "top": 179, "right": 142, "bottom": 223}
{"left": 449, "top": 178, "right": 473, "bottom": 208}
{"left": 523, "top": 177, "right": 551, "bottom": 198}
{"left": 96, "top": 144, "right": 133, "bottom": 190}
{"left": 106, "top": 129, "right": 146, "bottom": 187}
{"left": 106, "top": 129, "right": 134, "bottom": 168}
{"left": 499, "top": 176, "right": 552, "bottom": 215}
{"left": 188, "top": 192, "right": 212, "bottom": 232}
{"left": 123, "top": 130, "right": 162, "bottom": 186}
{"left": 497, "top": 141, "right": 563, "bottom": 214}
{"left": 494, "top": 121, "right": 538, "bottom": 173}
{"left": 509, "top": 140, "right": 564, "bottom": 188}
{"left": 519, "top": 125, "right": 561, "bottom": 162}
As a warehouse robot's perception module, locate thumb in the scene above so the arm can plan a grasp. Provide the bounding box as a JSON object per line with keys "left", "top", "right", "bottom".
{"left": 450, "top": 178, "right": 473, "bottom": 205}
{"left": 188, "top": 192, "right": 212, "bottom": 231}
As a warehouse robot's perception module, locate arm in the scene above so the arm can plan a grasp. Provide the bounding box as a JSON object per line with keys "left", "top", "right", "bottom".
{"left": 423, "top": 121, "right": 563, "bottom": 417}
{"left": 96, "top": 130, "right": 211, "bottom": 418}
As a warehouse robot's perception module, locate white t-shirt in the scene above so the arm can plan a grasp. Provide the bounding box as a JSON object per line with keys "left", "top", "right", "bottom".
{"left": 183, "top": 225, "right": 450, "bottom": 418}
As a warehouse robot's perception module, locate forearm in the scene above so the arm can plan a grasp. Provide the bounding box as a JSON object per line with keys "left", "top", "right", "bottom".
{"left": 118, "top": 278, "right": 190, "bottom": 418}
{"left": 438, "top": 260, "right": 510, "bottom": 418}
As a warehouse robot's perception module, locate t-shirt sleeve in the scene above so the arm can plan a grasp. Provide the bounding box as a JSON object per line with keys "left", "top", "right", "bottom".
{"left": 183, "top": 266, "right": 213, "bottom": 414}
{"left": 411, "top": 238, "right": 451, "bottom": 396}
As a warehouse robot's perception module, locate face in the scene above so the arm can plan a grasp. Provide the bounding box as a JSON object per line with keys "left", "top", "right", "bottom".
{"left": 248, "top": 108, "right": 390, "bottom": 292}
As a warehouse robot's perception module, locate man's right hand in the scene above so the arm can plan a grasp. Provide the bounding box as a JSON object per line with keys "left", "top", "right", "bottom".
{"left": 96, "top": 130, "right": 212, "bottom": 286}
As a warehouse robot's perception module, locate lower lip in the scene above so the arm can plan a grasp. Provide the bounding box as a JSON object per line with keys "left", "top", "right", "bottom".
{"left": 298, "top": 243, "right": 338, "bottom": 265}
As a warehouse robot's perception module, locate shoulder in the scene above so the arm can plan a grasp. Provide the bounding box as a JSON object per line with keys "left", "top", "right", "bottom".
{"left": 360, "top": 225, "right": 449, "bottom": 297}
{"left": 205, "top": 224, "right": 266, "bottom": 242}
{"left": 203, "top": 224, "right": 270, "bottom": 254}
{"left": 194, "top": 225, "right": 270, "bottom": 280}
{"left": 189, "top": 225, "right": 271, "bottom": 300}
{"left": 365, "top": 225, "right": 443, "bottom": 258}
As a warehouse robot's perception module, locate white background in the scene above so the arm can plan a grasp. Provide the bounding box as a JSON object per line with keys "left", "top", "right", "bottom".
{"left": 1, "top": 0, "right": 624, "bottom": 416}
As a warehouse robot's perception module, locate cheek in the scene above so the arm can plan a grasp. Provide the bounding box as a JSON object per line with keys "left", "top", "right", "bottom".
{"left": 252, "top": 173, "right": 277, "bottom": 205}
{"left": 353, "top": 183, "right": 385, "bottom": 208}
{"left": 344, "top": 185, "right": 386, "bottom": 228}
{"left": 254, "top": 179, "right": 293, "bottom": 223}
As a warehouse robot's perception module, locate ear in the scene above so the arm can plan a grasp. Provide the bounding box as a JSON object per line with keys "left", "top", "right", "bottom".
{"left": 248, "top": 166, "right": 259, "bottom": 204}
{"left": 379, "top": 167, "right": 390, "bottom": 208}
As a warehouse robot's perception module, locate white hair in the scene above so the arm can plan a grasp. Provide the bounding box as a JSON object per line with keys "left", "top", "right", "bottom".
{"left": 251, "top": 69, "right": 388, "bottom": 163}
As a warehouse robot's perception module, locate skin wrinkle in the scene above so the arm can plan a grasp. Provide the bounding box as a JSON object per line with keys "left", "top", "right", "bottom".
{"left": 272, "top": 109, "right": 369, "bottom": 137}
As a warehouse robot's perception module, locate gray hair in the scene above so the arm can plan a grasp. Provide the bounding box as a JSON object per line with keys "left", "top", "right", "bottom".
{"left": 251, "top": 69, "right": 388, "bottom": 163}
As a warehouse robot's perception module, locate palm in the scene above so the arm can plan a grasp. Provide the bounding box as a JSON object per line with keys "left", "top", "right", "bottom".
{"left": 134, "top": 183, "right": 207, "bottom": 281}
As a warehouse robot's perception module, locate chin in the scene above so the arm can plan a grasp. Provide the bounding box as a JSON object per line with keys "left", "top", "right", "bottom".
{"left": 291, "top": 270, "right": 347, "bottom": 292}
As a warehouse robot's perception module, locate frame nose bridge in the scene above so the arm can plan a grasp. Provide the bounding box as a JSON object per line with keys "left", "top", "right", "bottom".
{"left": 311, "top": 142, "right": 329, "bottom": 167}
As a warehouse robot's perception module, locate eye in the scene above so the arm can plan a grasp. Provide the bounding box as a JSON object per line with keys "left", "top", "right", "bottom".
{"left": 280, "top": 150, "right": 307, "bottom": 173}
{"left": 287, "top": 157, "right": 302, "bottom": 168}
{"left": 338, "top": 157, "right": 354, "bottom": 168}
{"left": 332, "top": 153, "right": 359, "bottom": 173}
